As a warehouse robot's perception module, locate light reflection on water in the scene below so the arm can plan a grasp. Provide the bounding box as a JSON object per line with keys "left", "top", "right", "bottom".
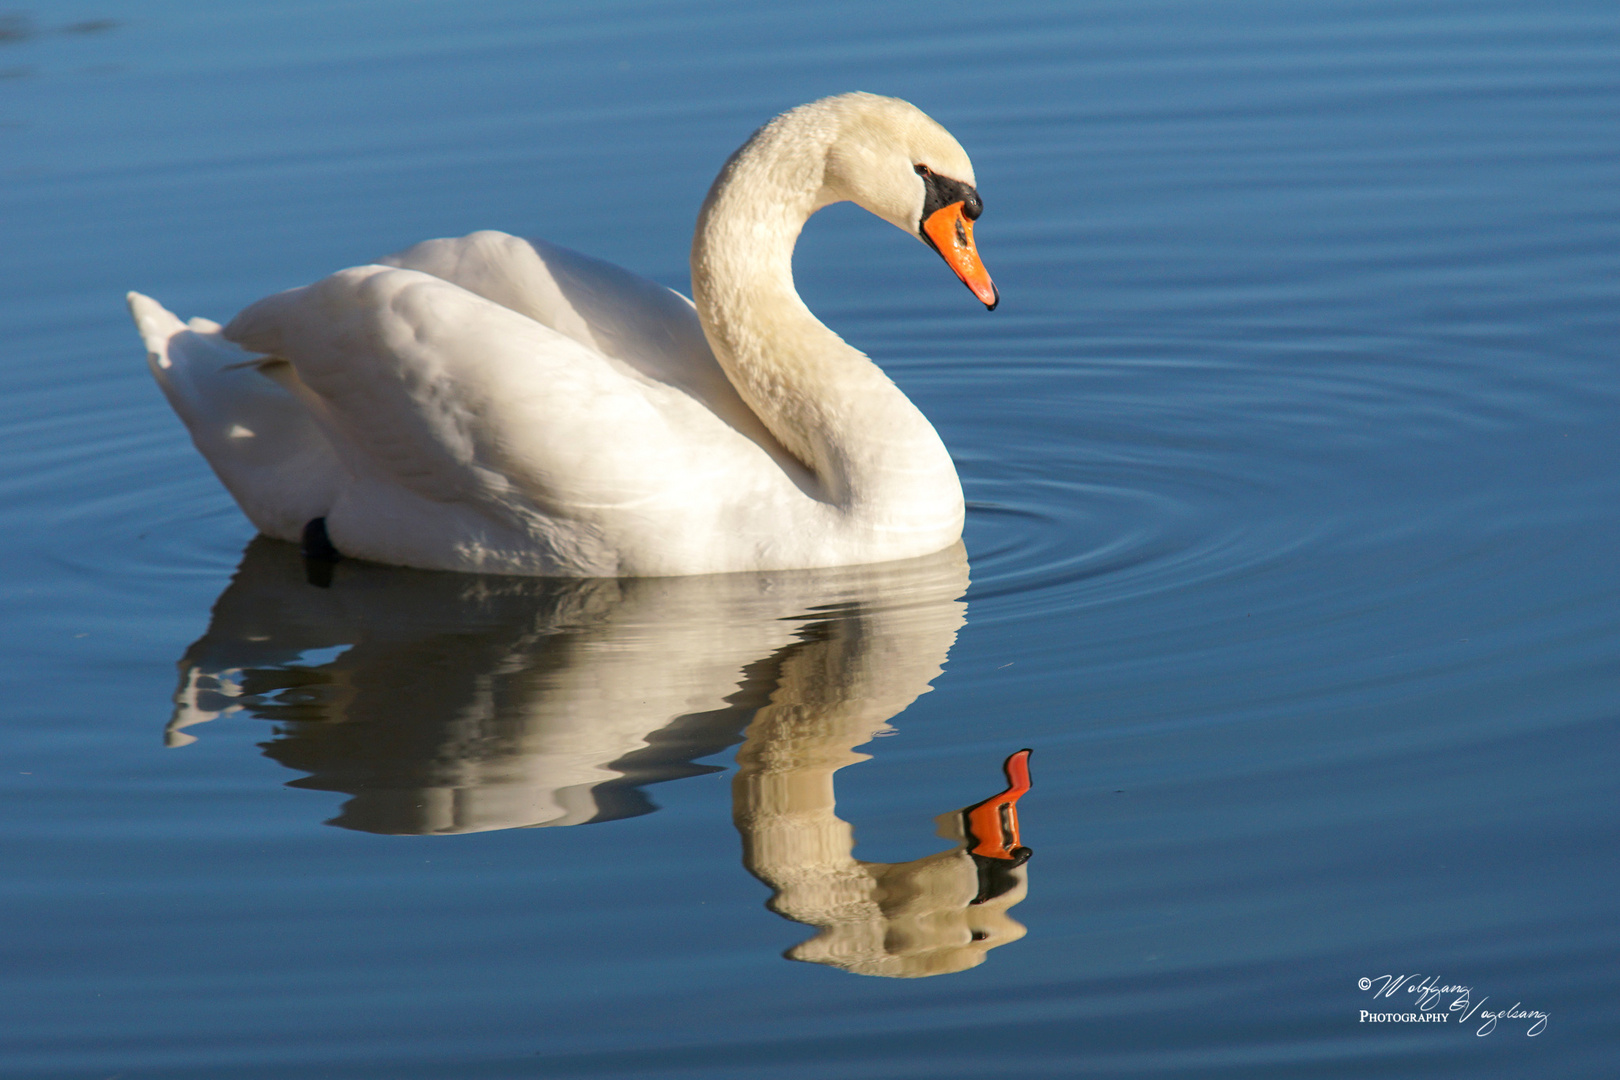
{"left": 1, "top": 0, "right": 1617, "bottom": 1076}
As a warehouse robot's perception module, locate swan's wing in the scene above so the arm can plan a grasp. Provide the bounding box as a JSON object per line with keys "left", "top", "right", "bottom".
{"left": 377, "top": 231, "right": 782, "bottom": 450}
{"left": 221, "top": 265, "right": 753, "bottom": 567}
{"left": 129, "top": 292, "right": 340, "bottom": 541}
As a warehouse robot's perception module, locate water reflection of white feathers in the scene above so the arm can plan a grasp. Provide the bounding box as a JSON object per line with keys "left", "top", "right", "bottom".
{"left": 165, "top": 538, "right": 1029, "bottom": 976}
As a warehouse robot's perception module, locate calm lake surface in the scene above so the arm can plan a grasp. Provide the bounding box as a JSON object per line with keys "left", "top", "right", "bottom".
{"left": 2, "top": 1, "right": 1616, "bottom": 1076}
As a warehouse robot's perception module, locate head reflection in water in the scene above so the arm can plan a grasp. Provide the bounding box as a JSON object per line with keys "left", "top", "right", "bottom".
{"left": 736, "top": 747, "right": 1033, "bottom": 978}
{"left": 164, "top": 537, "right": 1031, "bottom": 976}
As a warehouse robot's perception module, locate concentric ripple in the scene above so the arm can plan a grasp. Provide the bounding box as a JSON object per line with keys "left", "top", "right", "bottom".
{"left": 892, "top": 317, "right": 1616, "bottom": 642}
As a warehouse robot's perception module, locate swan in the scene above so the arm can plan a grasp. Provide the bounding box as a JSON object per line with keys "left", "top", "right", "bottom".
{"left": 127, "top": 93, "right": 998, "bottom": 576}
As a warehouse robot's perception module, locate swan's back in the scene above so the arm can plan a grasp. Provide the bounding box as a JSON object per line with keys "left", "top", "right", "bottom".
{"left": 377, "top": 232, "right": 769, "bottom": 441}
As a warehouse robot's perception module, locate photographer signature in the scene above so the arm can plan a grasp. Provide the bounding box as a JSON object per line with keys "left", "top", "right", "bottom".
{"left": 1358, "top": 974, "right": 1548, "bottom": 1036}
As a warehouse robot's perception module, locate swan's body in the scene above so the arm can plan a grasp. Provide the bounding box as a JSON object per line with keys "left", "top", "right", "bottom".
{"left": 129, "top": 93, "right": 996, "bottom": 576}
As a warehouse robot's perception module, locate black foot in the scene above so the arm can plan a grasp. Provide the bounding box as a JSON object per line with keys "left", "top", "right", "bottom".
{"left": 300, "top": 517, "right": 340, "bottom": 588}
{"left": 300, "top": 517, "right": 341, "bottom": 561}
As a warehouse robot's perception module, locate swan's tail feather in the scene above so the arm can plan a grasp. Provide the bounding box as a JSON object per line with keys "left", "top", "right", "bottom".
{"left": 128, "top": 292, "right": 340, "bottom": 542}
{"left": 129, "top": 291, "right": 188, "bottom": 370}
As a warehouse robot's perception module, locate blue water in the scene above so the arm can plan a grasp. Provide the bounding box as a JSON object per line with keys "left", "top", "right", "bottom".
{"left": 2, "top": 0, "right": 1616, "bottom": 1076}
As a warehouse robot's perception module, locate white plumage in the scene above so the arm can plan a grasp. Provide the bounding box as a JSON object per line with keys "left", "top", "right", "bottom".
{"left": 129, "top": 93, "right": 995, "bottom": 576}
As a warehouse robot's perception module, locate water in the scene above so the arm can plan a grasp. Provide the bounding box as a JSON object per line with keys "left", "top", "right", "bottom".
{"left": 2, "top": 0, "right": 1616, "bottom": 1076}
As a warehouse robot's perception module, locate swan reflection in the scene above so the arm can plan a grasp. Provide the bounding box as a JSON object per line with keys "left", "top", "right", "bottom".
{"left": 166, "top": 538, "right": 1031, "bottom": 974}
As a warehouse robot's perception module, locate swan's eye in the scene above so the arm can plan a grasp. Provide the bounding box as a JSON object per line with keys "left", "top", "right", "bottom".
{"left": 914, "top": 163, "right": 932, "bottom": 177}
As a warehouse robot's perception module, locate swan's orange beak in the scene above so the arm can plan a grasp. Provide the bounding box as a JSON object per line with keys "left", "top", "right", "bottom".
{"left": 922, "top": 201, "right": 999, "bottom": 310}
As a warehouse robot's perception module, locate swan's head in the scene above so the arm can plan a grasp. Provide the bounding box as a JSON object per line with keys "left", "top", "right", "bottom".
{"left": 816, "top": 93, "right": 999, "bottom": 310}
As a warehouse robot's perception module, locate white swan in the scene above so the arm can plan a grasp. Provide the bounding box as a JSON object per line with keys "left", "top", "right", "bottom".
{"left": 127, "top": 93, "right": 997, "bottom": 576}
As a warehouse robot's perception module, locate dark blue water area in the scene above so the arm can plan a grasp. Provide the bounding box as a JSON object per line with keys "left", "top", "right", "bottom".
{"left": 2, "top": 0, "right": 1617, "bottom": 1077}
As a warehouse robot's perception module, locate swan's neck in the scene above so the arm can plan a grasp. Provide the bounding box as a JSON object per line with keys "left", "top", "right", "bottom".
{"left": 690, "top": 119, "right": 962, "bottom": 536}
